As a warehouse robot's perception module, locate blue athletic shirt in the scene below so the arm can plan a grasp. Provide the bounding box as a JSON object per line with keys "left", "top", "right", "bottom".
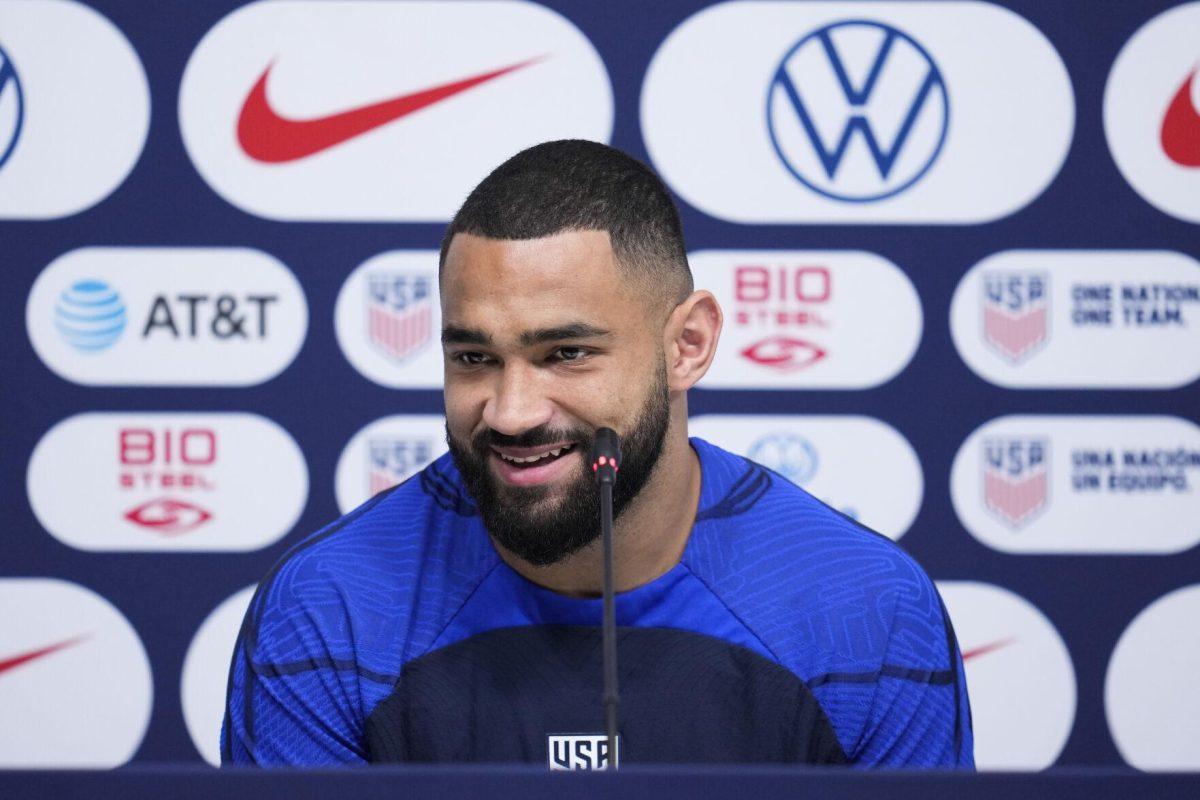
{"left": 222, "top": 437, "right": 973, "bottom": 767}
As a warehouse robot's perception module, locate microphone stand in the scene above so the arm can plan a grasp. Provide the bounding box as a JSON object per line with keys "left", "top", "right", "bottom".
{"left": 591, "top": 428, "right": 621, "bottom": 769}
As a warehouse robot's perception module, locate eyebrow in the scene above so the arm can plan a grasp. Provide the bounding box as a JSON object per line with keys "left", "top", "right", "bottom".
{"left": 518, "top": 323, "right": 612, "bottom": 347}
{"left": 441, "top": 322, "right": 613, "bottom": 347}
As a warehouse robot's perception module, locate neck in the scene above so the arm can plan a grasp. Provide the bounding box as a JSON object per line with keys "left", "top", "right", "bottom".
{"left": 493, "top": 411, "right": 701, "bottom": 598}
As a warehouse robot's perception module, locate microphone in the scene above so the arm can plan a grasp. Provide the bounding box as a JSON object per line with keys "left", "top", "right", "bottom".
{"left": 589, "top": 427, "right": 621, "bottom": 769}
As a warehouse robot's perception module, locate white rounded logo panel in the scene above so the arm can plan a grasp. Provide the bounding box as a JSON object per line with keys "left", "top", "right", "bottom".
{"left": 335, "top": 251, "right": 443, "bottom": 388}
{"left": 0, "top": 0, "right": 149, "bottom": 219}
{"left": 181, "top": 585, "right": 256, "bottom": 766}
{"left": 950, "top": 250, "right": 1200, "bottom": 389}
{"left": 335, "top": 414, "right": 448, "bottom": 514}
{"left": 951, "top": 415, "right": 1200, "bottom": 554}
{"left": 28, "top": 413, "right": 309, "bottom": 552}
{"left": 936, "top": 581, "right": 1076, "bottom": 770}
{"left": 27, "top": 247, "right": 308, "bottom": 386}
{"left": 1106, "top": 584, "right": 1200, "bottom": 771}
{"left": 1104, "top": 2, "right": 1200, "bottom": 223}
{"left": 180, "top": 0, "right": 613, "bottom": 221}
{"left": 642, "top": 1, "right": 1072, "bottom": 223}
{"left": 689, "top": 414, "right": 922, "bottom": 539}
{"left": 0, "top": 578, "right": 152, "bottom": 767}
{"left": 692, "top": 251, "right": 921, "bottom": 389}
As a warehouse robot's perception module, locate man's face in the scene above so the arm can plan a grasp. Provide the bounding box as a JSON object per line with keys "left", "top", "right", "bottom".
{"left": 441, "top": 230, "right": 672, "bottom": 566}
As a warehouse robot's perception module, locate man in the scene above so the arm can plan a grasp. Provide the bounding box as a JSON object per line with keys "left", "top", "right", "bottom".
{"left": 222, "top": 140, "right": 973, "bottom": 768}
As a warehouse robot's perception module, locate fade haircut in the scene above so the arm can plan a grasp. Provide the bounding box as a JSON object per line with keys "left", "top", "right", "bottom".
{"left": 439, "top": 139, "right": 693, "bottom": 309}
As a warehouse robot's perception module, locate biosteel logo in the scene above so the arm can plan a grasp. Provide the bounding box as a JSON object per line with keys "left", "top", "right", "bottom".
{"left": 936, "top": 581, "right": 1075, "bottom": 771}
{"left": 179, "top": 0, "right": 612, "bottom": 221}
{"left": 0, "top": 0, "right": 149, "bottom": 219}
{"left": 27, "top": 247, "right": 307, "bottom": 387}
{"left": 27, "top": 413, "right": 308, "bottom": 552}
{"left": 690, "top": 414, "right": 922, "bottom": 539}
{"left": 693, "top": 250, "right": 921, "bottom": 389}
{"left": 1107, "top": 584, "right": 1200, "bottom": 771}
{"left": 1104, "top": 2, "right": 1200, "bottom": 223}
{"left": 181, "top": 585, "right": 255, "bottom": 766}
{"left": 641, "top": 1, "right": 1072, "bottom": 223}
{"left": 335, "top": 414, "right": 448, "bottom": 514}
{"left": 0, "top": 578, "right": 152, "bottom": 767}
{"left": 951, "top": 415, "right": 1200, "bottom": 554}
{"left": 335, "top": 251, "right": 444, "bottom": 389}
{"left": 951, "top": 251, "right": 1200, "bottom": 389}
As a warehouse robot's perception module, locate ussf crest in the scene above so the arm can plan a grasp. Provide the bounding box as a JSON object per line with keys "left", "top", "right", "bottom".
{"left": 983, "top": 438, "right": 1049, "bottom": 528}
{"left": 365, "top": 272, "right": 433, "bottom": 363}
{"left": 982, "top": 272, "right": 1049, "bottom": 363}
{"left": 548, "top": 734, "right": 619, "bottom": 771}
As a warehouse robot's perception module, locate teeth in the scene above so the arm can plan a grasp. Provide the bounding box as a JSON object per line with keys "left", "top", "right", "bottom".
{"left": 498, "top": 445, "right": 570, "bottom": 464}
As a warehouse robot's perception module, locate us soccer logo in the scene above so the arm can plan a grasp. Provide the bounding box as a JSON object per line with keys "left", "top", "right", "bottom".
{"left": 983, "top": 438, "right": 1049, "bottom": 528}
{"left": 365, "top": 272, "right": 433, "bottom": 363}
{"left": 982, "top": 272, "right": 1049, "bottom": 363}
{"left": 368, "top": 437, "right": 434, "bottom": 496}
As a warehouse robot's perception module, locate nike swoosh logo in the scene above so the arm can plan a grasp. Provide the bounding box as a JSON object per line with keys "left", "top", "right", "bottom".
{"left": 237, "top": 56, "right": 545, "bottom": 163}
{"left": 961, "top": 637, "right": 1014, "bottom": 662}
{"left": 1161, "top": 69, "right": 1200, "bottom": 167}
{"left": 0, "top": 635, "right": 87, "bottom": 677}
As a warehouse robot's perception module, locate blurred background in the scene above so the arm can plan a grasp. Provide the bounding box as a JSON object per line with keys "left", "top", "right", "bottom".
{"left": 2, "top": 0, "right": 1198, "bottom": 771}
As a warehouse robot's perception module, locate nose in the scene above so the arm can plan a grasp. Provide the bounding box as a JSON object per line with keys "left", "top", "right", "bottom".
{"left": 481, "top": 362, "right": 554, "bottom": 436}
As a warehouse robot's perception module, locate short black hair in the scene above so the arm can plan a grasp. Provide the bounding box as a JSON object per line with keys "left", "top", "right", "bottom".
{"left": 439, "top": 140, "right": 692, "bottom": 307}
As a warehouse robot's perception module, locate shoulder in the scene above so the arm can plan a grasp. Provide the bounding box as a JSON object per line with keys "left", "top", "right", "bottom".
{"left": 685, "top": 438, "right": 948, "bottom": 680}
{"left": 247, "top": 454, "right": 497, "bottom": 673}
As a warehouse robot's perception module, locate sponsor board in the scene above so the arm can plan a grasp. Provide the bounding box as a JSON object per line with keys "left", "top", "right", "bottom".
{"left": 689, "top": 414, "right": 922, "bottom": 539}
{"left": 936, "top": 581, "right": 1075, "bottom": 771}
{"left": 951, "top": 251, "right": 1200, "bottom": 388}
{"left": 951, "top": 416, "right": 1200, "bottom": 554}
{"left": 180, "top": 0, "right": 612, "bottom": 221}
{"left": 335, "top": 251, "right": 443, "bottom": 388}
{"left": 642, "top": 1, "right": 1072, "bottom": 223}
{"left": 335, "top": 414, "right": 448, "bottom": 514}
{"left": 27, "top": 413, "right": 308, "bottom": 552}
{"left": 1106, "top": 584, "right": 1200, "bottom": 771}
{"left": 181, "top": 585, "right": 256, "bottom": 766}
{"left": 0, "top": 578, "right": 152, "bottom": 767}
{"left": 692, "top": 251, "right": 921, "bottom": 389}
{"left": 0, "top": 0, "right": 149, "bottom": 219}
{"left": 1104, "top": 2, "right": 1200, "bottom": 223}
{"left": 27, "top": 247, "right": 307, "bottom": 386}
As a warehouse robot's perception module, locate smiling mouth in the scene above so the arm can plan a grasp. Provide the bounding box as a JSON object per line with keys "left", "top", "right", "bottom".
{"left": 493, "top": 443, "right": 577, "bottom": 468}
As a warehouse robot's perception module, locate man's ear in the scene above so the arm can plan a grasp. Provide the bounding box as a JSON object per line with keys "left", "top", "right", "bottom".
{"left": 663, "top": 290, "right": 723, "bottom": 392}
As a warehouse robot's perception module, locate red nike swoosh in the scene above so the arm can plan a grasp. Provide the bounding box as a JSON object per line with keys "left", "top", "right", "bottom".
{"left": 961, "top": 637, "right": 1014, "bottom": 662}
{"left": 1161, "top": 69, "right": 1200, "bottom": 167}
{"left": 0, "top": 635, "right": 88, "bottom": 677}
{"left": 237, "top": 56, "right": 546, "bottom": 163}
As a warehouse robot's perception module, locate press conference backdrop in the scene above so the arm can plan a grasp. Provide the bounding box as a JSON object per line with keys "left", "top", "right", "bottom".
{"left": 2, "top": 0, "right": 1198, "bottom": 772}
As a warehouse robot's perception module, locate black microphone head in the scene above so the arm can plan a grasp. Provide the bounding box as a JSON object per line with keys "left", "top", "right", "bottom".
{"left": 590, "top": 427, "right": 621, "bottom": 480}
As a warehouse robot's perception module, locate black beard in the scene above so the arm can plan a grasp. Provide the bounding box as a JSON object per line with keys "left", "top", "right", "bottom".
{"left": 447, "top": 367, "right": 670, "bottom": 566}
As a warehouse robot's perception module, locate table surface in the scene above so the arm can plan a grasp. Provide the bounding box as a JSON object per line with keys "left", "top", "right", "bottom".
{"left": 2, "top": 765, "right": 1199, "bottom": 800}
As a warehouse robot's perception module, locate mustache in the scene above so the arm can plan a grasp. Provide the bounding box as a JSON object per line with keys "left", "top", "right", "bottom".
{"left": 468, "top": 424, "right": 594, "bottom": 452}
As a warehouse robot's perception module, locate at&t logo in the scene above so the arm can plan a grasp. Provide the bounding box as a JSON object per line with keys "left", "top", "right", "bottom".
{"left": 767, "top": 20, "right": 948, "bottom": 202}
{"left": 748, "top": 433, "right": 819, "bottom": 486}
{"left": 54, "top": 280, "right": 126, "bottom": 352}
{"left": 983, "top": 437, "right": 1049, "bottom": 528}
{"left": 0, "top": 41, "right": 24, "bottom": 171}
